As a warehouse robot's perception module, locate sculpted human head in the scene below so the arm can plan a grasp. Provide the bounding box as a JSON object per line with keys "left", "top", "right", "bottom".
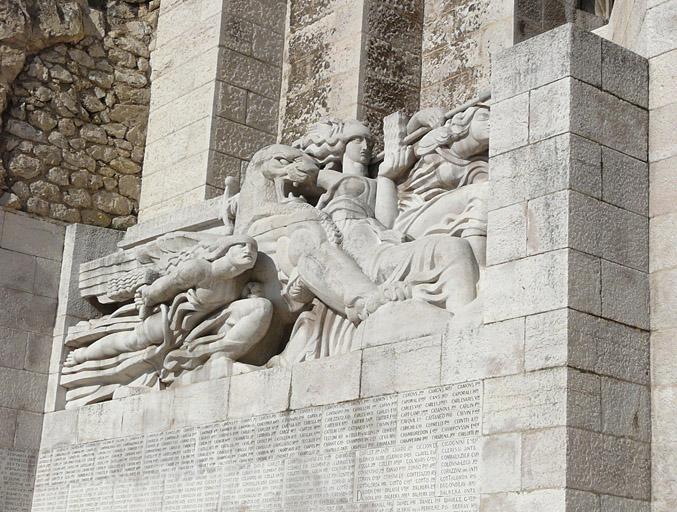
{"left": 448, "top": 105, "right": 489, "bottom": 157}
{"left": 293, "top": 118, "right": 373, "bottom": 175}
{"left": 227, "top": 240, "right": 257, "bottom": 269}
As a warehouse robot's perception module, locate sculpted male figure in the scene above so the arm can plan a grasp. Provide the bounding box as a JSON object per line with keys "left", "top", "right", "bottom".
{"left": 64, "top": 236, "right": 272, "bottom": 370}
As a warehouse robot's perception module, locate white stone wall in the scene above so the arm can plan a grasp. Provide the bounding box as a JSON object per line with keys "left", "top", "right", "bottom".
{"left": 596, "top": 1, "right": 677, "bottom": 509}
{"left": 646, "top": 2, "right": 677, "bottom": 511}
{"left": 35, "top": 331, "right": 486, "bottom": 511}
{"left": 0, "top": 208, "right": 64, "bottom": 511}
{"left": 139, "top": 0, "right": 286, "bottom": 221}
{"left": 482, "top": 24, "right": 651, "bottom": 510}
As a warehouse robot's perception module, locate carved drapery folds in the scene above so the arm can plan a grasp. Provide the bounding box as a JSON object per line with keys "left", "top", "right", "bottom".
{"left": 61, "top": 98, "right": 490, "bottom": 407}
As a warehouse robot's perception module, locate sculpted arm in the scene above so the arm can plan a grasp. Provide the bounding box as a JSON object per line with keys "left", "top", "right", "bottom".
{"left": 375, "top": 113, "right": 415, "bottom": 228}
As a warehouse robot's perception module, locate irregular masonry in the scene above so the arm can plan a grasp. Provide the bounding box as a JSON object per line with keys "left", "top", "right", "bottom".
{"left": 59, "top": 100, "right": 490, "bottom": 408}
{"left": 0, "top": 0, "right": 158, "bottom": 228}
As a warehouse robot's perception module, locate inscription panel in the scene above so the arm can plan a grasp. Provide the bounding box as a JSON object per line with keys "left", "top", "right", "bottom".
{"left": 1, "top": 449, "right": 36, "bottom": 512}
{"left": 32, "top": 381, "right": 482, "bottom": 511}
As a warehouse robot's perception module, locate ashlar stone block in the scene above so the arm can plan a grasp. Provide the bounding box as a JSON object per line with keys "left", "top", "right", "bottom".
{"left": 529, "top": 78, "right": 648, "bottom": 161}
{"left": 479, "top": 433, "right": 521, "bottom": 493}
{"left": 484, "top": 249, "right": 600, "bottom": 323}
{"left": 601, "top": 377, "right": 650, "bottom": 442}
{"left": 491, "top": 23, "right": 601, "bottom": 102}
{"left": 601, "top": 147, "right": 648, "bottom": 216}
{"left": 486, "top": 202, "right": 527, "bottom": 265}
{"left": 290, "top": 351, "right": 361, "bottom": 409}
{"left": 527, "top": 190, "right": 648, "bottom": 271}
{"left": 488, "top": 92, "right": 529, "bottom": 156}
{"left": 483, "top": 367, "right": 600, "bottom": 435}
{"left": 171, "top": 378, "right": 229, "bottom": 428}
{"left": 228, "top": 367, "right": 291, "bottom": 418}
{"left": 521, "top": 427, "right": 568, "bottom": 489}
{"left": 489, "top": 133, "right": 601, "bottom": 211}
{"left": 361, "top": 336, "right": 441, "bottom": 398}
{"left": 442, "top": 317, "right": 524, "bottom": 384}
{"left": 524, "top": 309, "right": 649, "bottom": 385}
{"left": 601, "top": 260, "right": 649, "bottom": 329}
{"left": 601, "top": 38, "right": 649, "bottom": 108}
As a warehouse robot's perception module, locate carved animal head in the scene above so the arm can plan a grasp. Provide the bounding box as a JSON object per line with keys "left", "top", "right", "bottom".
{"left": 235, "top": 144, "right": 321, "bottom": 234}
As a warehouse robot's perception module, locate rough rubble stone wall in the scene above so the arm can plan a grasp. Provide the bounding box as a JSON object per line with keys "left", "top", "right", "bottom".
{"left": 279, "top": 0, "right": 424, "bottom": 145}
{"left": 420, "top": 0, "right": 513, "bottom": 109}
{"left": 0, "top": 0, "right": 158, "bottom": 230}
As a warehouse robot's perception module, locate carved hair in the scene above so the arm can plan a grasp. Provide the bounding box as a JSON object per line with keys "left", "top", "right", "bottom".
{"left": 293, "top": 118, "right": 372, "bottom": 170}
{"left": 446, "top": 104, "right": 489, "bottom": 139}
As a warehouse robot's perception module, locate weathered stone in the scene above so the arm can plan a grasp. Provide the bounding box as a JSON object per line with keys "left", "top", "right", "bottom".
{"left": 81, "top": 208, "right": 111, "bottom": 227}
{"left": 46, "top": 167, "right": 69, "bottom": 186}
{"left": 63, "top": 149, "right": 96, "bottom": 171}
{"left": 109, "top": 104, "right": 148, "bottom": 127}
{"left": 93, "top": 190, "right": 133, "bottom": 215}
{"left": 67, "top": 48, "right": 94, "bottom": 68}
{"left": 110, "top": 156, "right": 141, "bottom": 175}
{"left": 8, "top": 153, "right": 41, "bottom": 179}
{"left": 114, "top": 68, "right": 148, "bottom": 88}
{"left": 87, "top": 69, "right": 114, "bottom": 89}
{"left": 103, "top": 122, "right": 127, "bottom": 138}
{"left": 63, "top": 188, "right": 91, "bottom": 208}
{"left": 118, "top": 174, "right": 140, "bottom": 199}
{"left": 29, "top": 180, "right": 61, "bottom": 202}
{"left": 27, "top": 109, "right": 57, "bottom": 131}
{"left": 49, "top": 203, "right": 81, "bottom": 223}
{"left": 26, "top": 197, "right": 50, "bottom": 216}
{"left": 49, "top": 64, "right": 74, "bottom": 83}
{"left": 33, "top": 144, "right": 62, "bottom": 165}
{"left": 6, "top": 119, "right": 47, "bottom": 143}
{"left": 81, "top": 91, "right": 106, "bottom": 112}
{"left": 111, "top": 215, "right": 136, "bottom": 229}
{"left": 80, "top": 124, "right": 108, "bottom": 144}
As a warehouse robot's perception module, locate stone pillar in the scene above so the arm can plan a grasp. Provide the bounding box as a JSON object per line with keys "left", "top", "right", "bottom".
{"left": 513, "top": 0, "right": 605, "bottom": 43}
{"left": 419, "top": 0, "right": 513, "bottom": 109}
{"left": 279, "top": 0, "right": 424, "bottom": 144}
{"left": 645, "top": 2, "right": 677, "bottom": 511}
{"left": 138, "top": 0, "right": 287, "bottom": 221}
{"left": 480, "top": 24, "right": 650, "bottom": 509}
{"left": 0, "top": 208, "right": 65, "bottom": 508}
{"left": 44, "top": 223, "right": 123, "bottom": 412}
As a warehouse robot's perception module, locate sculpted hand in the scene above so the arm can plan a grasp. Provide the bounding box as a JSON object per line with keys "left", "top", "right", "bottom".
{"left": 134, "top": 286, "right": 149, "bottom": 319}
{"left": 406, "top": 107, "right": 446, "bottom": 134}
{"left": 378, "top": 145, "right": 415, "bottom": 181}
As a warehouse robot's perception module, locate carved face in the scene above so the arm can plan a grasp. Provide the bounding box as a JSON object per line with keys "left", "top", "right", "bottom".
{"left": 257, "top": 145, "right": 320, "bottom": 204}
{"left": 227, "top": 242, "right": 257, "bottom": 269}
{"left": 469, "top": 107, "right": 490, "bottom": 145}
{"left": 344, "top": 136, "right": 372, "bottom": 168}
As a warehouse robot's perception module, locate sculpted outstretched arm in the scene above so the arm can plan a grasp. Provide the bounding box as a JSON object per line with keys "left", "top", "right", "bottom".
{"left": 376, "top": 113, "right": 415, "bottom": 228}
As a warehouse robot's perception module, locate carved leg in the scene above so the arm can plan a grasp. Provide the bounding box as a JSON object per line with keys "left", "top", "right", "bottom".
{"left": 64, "top": 313, "right": 164, "bottom": 366}
{"left": 287, "top": 222, "right": 384, "bottom": 319}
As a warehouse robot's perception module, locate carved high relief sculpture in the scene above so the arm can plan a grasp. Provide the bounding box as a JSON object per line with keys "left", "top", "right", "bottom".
{"left": 61, "top": 100, "right": 490, "bottom": 407}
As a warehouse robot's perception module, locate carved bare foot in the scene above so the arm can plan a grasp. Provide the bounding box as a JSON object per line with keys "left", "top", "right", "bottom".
{"left": 63, "top": 349, "right": 82, "bottom": 367}
{"left": 346, "top": 282, "right": 412, "bottom": 323}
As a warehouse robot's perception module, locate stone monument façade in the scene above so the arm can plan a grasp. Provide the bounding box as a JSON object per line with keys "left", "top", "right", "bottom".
{"left": 0, "top": 0, "right": 675, "bottom": 511}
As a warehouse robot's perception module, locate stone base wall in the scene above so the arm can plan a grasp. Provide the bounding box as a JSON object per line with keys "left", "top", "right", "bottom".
{"left": 0, "top": 208, "right": 65, "bottom": 512}
{"left": 35, "top": 327, "right": 484, "bottom": 512}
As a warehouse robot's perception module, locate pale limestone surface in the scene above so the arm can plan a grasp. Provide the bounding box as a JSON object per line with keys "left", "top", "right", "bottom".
{"left": 0, "top": 208, "right": 65, "bottom": 511}
{"left": 61, "top": 101, "right": 490, "bottom": 407}
{"left": 0, "top": 2, "right": 670, "bottom": 510}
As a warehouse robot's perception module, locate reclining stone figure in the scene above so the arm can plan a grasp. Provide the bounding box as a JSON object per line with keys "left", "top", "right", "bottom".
{"left": 61, "top": 234, "right": 273, "bottom": 405}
